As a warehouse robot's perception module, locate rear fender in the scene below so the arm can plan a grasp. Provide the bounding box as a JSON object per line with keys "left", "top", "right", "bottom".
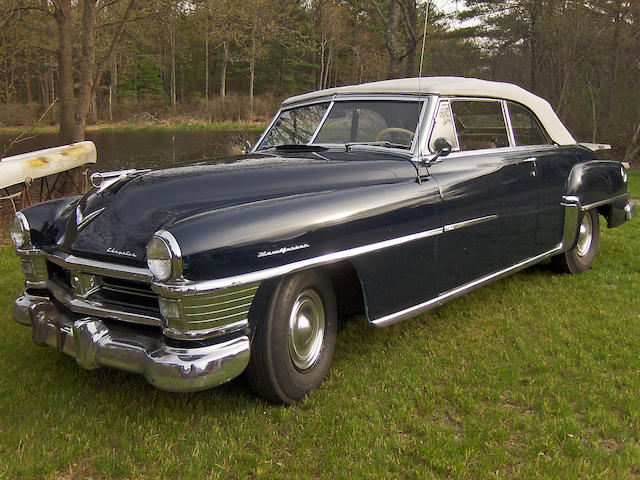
{"left": 565, "top": 160, "right": 630, "bottom": 230}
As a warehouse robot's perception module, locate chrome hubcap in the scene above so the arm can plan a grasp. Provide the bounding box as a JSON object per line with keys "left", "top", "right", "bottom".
{"left": 288, "top": 289, "right": 325, "bottom": 371}
{"left": 576, "top": 213, "right": 593, "bottom": 257}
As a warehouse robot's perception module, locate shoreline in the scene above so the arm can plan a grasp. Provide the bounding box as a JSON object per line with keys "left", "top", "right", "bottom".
{"left": 0, "top": 121, "right": 266, "bottom": 136}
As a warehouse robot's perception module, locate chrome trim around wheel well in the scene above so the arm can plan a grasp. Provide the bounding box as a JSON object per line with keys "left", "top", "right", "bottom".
{"left": 560, "top": 196, "right": 581, "bottom": 252}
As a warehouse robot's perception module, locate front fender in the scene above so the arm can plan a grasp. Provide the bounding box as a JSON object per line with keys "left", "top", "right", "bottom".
{"left": 167, "top": 179, "right": 440, "bottom": 282}
{"left": 18, "top": 195, "right": 82, "bottom": 247}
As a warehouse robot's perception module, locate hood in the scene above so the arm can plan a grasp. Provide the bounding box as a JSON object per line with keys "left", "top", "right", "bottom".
{"left": 59, "top": 151, "right": 418, "bottom": 264}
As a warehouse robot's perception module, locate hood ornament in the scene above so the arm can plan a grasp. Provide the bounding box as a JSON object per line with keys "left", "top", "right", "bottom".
{"left": 90, "top": 168, "right": 150, "bottom": 193}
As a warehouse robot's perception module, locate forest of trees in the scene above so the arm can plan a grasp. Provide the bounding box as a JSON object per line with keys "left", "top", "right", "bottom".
{"left": 0, "top": 0, "right": 638, "bottom": 160}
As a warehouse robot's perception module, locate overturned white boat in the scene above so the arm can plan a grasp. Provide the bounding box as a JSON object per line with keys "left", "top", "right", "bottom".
{"left": 0, "top": 141, "right": 97, "bottom": 190}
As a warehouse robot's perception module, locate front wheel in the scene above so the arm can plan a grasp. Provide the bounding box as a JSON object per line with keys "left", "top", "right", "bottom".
{"left": 552, "top": 208, "right": 600, "bottom": 274}
{"left": 246, "top": 269, "right": 337, "bottom": 404}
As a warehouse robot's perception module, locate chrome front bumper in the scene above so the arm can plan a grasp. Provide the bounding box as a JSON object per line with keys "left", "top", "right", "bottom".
{"left": 14, "top": 294, "right": 250, "bottom": 392}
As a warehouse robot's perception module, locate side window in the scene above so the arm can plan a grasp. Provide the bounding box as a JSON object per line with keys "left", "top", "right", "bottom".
{"left": 450, "top": 100, "right": 509, "bottom": 151}
{"left": 429, "top": 100, "right": 459, "bottom": 152}
{"left": 507, "top": 101, "right": 551, "bottom": 146}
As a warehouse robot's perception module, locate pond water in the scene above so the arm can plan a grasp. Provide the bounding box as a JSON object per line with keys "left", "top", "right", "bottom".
{"left": 0, "top": 129, "right": 262, "bottom": 171}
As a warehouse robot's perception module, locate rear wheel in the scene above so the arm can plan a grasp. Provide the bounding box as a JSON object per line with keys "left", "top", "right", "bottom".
{"left": 246, "top": 269, "right": 337, "bottom": 404}
{"left": 552, "top": 208, "right": 599, "bottom": 274}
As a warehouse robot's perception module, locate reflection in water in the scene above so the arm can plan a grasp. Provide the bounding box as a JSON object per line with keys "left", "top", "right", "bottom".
{"left": 0, "top": 129, "right": 261, "bottom": 171}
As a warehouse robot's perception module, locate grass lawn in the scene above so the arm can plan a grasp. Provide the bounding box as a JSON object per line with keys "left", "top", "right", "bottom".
{"left": 0, "top": 175, "right": 639, "bottom": 479}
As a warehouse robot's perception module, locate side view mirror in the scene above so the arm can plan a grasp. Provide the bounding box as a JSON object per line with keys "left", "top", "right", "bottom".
{"left": 427, "top": 137, "right": 453, "bottom": 165}
{"left": 242, "top": 140, "right": 253, "bottom": 155}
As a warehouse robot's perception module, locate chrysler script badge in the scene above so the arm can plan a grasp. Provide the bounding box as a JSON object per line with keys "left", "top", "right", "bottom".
{"left": 106, "top": 247, "right": 137, "bottom": 258}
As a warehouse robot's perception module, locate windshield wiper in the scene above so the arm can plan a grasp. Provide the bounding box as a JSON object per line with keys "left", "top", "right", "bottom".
{"left": 271, "top": 144, "right": 329, "bottom": 152}
{"left": 345, "top": 141, "right": 410, "bottom": 152}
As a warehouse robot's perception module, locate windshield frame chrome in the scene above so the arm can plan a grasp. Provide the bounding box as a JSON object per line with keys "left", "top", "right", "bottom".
{"left": 252, "top": 94, "right": 435, "bottom": 158}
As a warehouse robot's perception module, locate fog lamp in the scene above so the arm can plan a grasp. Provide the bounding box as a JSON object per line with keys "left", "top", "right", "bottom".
{"left": 20, "top": 259, "right": 35, "bottom": 275}
{"left": 159, "top": 297, "right": 185, "bottom": 327}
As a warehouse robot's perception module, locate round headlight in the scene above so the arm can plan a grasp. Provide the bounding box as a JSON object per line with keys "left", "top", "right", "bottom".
{"left": 147, "top": 235, "right": 173, "bottom": 281}
{"left": 10, "top": 213, "right": 28, "bottom": 248}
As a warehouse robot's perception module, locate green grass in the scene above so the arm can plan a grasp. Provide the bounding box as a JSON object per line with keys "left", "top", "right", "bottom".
{"left": 1, "top": 179, "right": 639, "bottom": 479}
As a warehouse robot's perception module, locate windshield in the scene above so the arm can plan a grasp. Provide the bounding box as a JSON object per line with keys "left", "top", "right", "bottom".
{"left": 259, "top": 103, "right": 330, "bottom": 149}
{"left": 257, "top": 99, "right": 424, "bottom": 151}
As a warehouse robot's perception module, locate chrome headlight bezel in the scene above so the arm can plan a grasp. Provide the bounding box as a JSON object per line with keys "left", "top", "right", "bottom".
{"left": 146, "top": 231, "right": 182, "bottom": 282}
{"left": 10, "top": 212, "right": 30, "bottom": 248}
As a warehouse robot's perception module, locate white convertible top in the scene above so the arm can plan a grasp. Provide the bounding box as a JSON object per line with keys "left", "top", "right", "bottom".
{"left": 282, "top": 76, "right": 576, "bottom": 145}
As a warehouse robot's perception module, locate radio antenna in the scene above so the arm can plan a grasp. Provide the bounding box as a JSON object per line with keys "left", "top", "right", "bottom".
{"left": 417, "top": 0, "right": 431, "bottom": 166}
{"left": 419, "top": 0, "right": 430, "bottom": 83}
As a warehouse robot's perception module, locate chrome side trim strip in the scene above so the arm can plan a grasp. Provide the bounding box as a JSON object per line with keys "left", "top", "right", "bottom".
{"left": 580, "top": 192, "right": 629, "bottom": 212}
{"left": 46, "top": 251, "right": 152, "bottom": 282}
{"left": 155, "top": 226, "right": 444, "bottom": 295}
{"left": 444, "top": 215, "right": 498, "bottom": 232}
{"left": 371, "top": 244, "right": 563, "bottom": 327}
{"left": 156, "top": 213, "right": 501, "bottom": 295}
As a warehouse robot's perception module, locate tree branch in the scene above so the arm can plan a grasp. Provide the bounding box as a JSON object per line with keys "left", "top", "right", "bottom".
{"left": 396, "top": 0, "right": 417, "bottom": 41}
{"left": 0, "top": 98, "right": 58, "bottom": 161}
{"left": 91, "top": 0, "right": 137, "bottom": 97}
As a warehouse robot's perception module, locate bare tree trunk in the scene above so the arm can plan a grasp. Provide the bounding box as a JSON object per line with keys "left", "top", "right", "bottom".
{"left": 54, "top": 0, "right": 74, "bottom": 144}
{"left": 170, "top": 23, "right": 176, "bottom": 109}
{"left": 403, "top": 0, "right": 418, "bottom": 77}
{"left": 109, "top": 52, "right": 117, "bottom": 121}
{"left": 72, "top": 0, "right": 97, "bottom": 143}
{"left": 527, "top": 0, "right": 539, "bottom": 92}
{"left": 205, "top": 13, "right": 209, "bottom": 101}
{"left": 324, "top": 40, "right": 333, "bottom": 89}
{"left": 25, "top": 61, "right": 32, "bottom": 104}
{"left": 623, "top": 122, "right": 640, "bottom": 164}
{"left": 249, "top": 29, "right": 256, "bottom": 118}
{"left": 603, "top": 0, "right": 622, "bottom": 125}
{"left": 220, "top": 38, "right": 228, "bottom": 98}
{"left": 278, "top": 44, "right": 285, "bottom": 96}
{"left": 588, "top": 81, "right": 597, "bottom": 142}
{"left": 386, "top": 1, "right": 403, "bottom": 78}
{"left": 4, "top": 59, "right": 9, "bottom": 103}
{"left": 319, "top": 37, "right": 325, "bottom": 90}
{"left": 48, "top": 53, "right": 56, "bottom": 105}
{"left": 89, "top": 93, "right": 97, "bottom": 124}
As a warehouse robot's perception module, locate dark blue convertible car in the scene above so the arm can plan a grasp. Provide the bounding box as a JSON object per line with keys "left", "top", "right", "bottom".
{"left": 11, "top": 77, "right": 634, "bottom": 403}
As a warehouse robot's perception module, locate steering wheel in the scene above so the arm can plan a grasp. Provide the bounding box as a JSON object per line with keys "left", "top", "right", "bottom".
{"left": 375, "top": 127, "right": 415, "bottom": 145}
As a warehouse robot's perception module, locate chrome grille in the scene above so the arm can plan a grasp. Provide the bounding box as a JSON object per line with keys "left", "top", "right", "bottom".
{"left": 164, "top": 283, "right": 260, "bottom": 339}
{"left": 45, "top": 260, "right": 162, "bottom": 325}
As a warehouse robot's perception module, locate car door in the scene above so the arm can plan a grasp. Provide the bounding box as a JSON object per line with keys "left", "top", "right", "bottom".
{"left": 504, "top": 101, "right": 580, "bottom": 255}
{"left": 426, "top": 99, "right": 539, "bottom": 293}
